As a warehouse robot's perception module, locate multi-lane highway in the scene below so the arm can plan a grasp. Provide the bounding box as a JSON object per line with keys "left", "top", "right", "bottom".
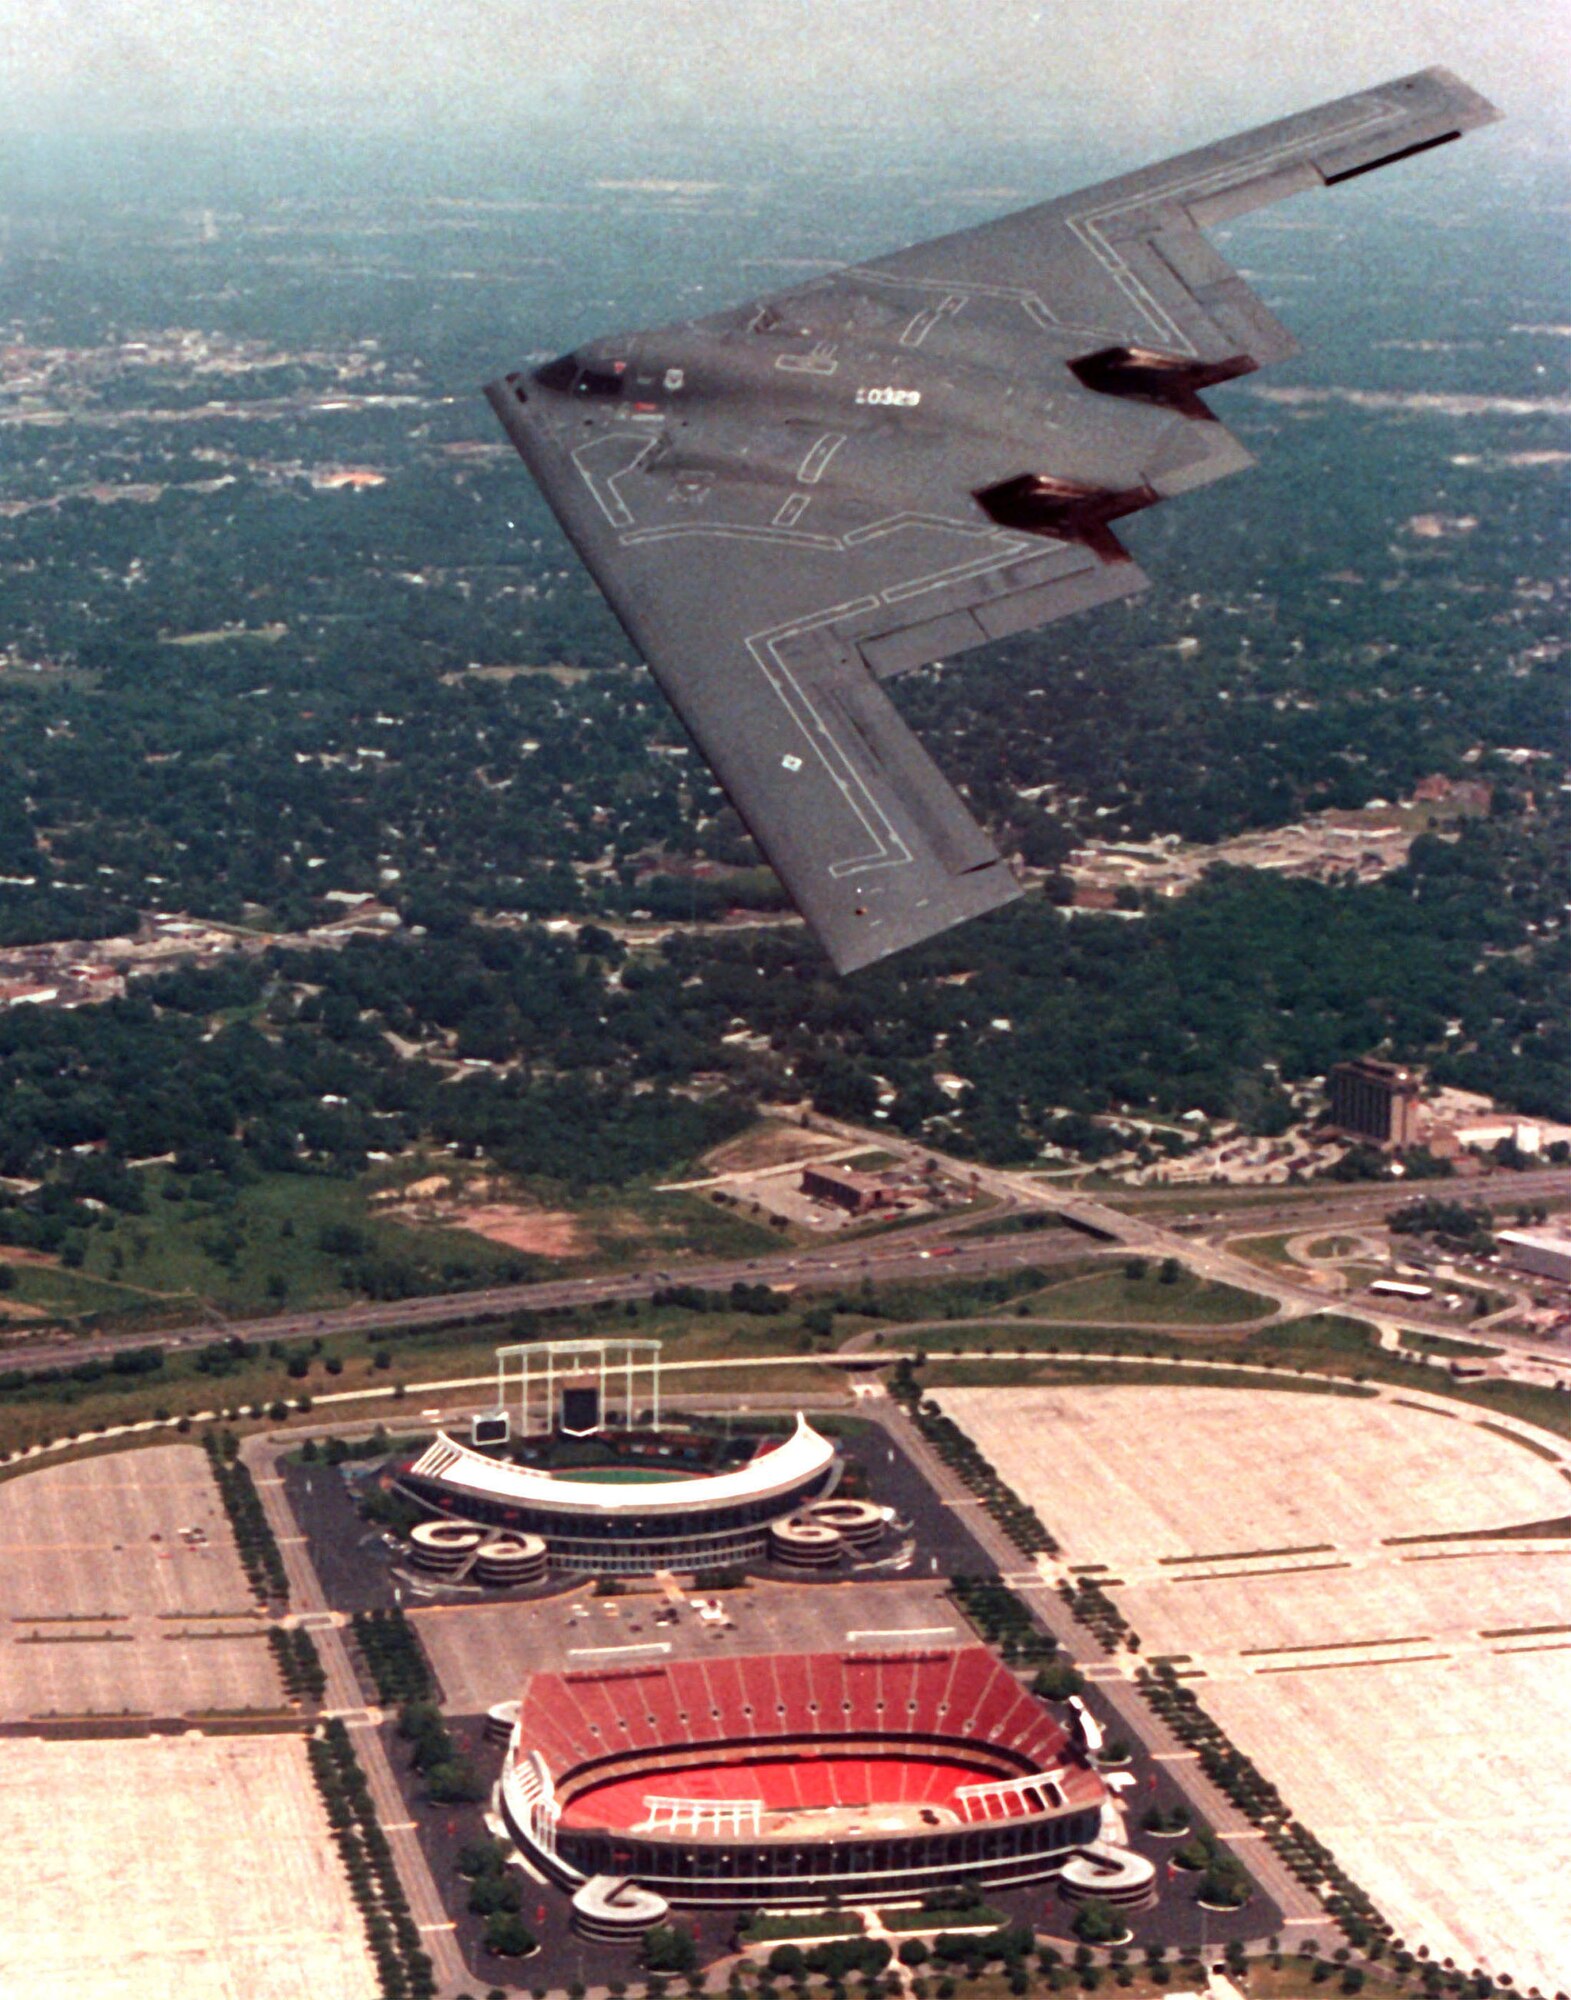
{"left": 4, "top": 1115, "right": 1566, "bottom": 1379}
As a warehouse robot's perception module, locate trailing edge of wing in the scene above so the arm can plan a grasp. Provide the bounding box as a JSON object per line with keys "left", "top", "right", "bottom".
{"left": 855, "top": 67, "right": 1501, "bottom": 371}
{"left": 485, "top": 381, "right": 1023, "bottom": 975}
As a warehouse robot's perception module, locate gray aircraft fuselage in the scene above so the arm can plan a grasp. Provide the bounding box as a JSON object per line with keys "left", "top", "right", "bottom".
{"left": 484, "top": 68, "right": 1499, "bottom": 975}
{"left": 517, "top": 327, "right": 1234, "bottom": 553}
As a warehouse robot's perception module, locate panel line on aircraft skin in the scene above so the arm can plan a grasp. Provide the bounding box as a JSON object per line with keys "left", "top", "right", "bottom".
{"left": 628, "top": 499, "right": 1045, "bottom": 630}
{"left": 798, "top": 432, "right": 847, "bottom": 484}
{"left": 777, "top": 344, "right": 840, "bottom": 377}
{"left": 740, "top": 599, "right": 918, "bottom": 882}
{"left": 857, "top": 267, "right": 1092, "bottom": 338}
{"left": 880, "top": 543, "right": 1053, "bottom": 607}
{"left": 624, "top": 510, "right": 995, "bottom": 562}
{"left": 857, "top": 93, "right": 1401, "bottom": 360}
{"left": 569, "top": 431, "right": 661, "bottom": 528}
{"left": 1064, "top": 94, "right": 1401, "bottom": 352}
{"left": 900, "top": 295, "right": 966, "bottom": 349}
{"left": 622, "top": 523, "right": 841, "bottom": 552}
{"left": 841, "top": 511, "right": 1001, "bottom": 549}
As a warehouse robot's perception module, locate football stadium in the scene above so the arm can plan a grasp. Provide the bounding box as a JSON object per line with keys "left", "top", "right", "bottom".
{"left": 497, "top": 1646, "right": 1149, "bottom": 1930}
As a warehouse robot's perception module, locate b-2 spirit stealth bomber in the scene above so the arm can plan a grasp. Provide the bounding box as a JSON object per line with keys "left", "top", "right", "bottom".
{"left": 486, "top": 67, "right": 1498, "bottom": 974}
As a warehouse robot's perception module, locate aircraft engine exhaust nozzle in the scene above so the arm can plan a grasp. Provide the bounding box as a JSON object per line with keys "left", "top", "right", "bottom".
{"left": 1069, "top": 346, "right": 1257, "bottom": 421}
{"left": 973, "top": 473, "right": 1159, "bottom": 561}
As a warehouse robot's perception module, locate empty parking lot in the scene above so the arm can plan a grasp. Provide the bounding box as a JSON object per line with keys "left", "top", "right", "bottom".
{"left": 0, "top": 1445, "right": 283, "bottom": 1718}
{"left": 412, "top": 1575, "right": 963, "bottom": 1714}
{"left": 936, "top": 1382, "right": 1571, "bottom": 1989}
{"left": 0, "top": 1733, "right": 377, "bottom": 1999}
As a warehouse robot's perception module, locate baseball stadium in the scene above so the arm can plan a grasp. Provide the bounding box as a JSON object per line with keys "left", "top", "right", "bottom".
{"left": 388, "top": 1340, "right": 878, "bottom": 1575}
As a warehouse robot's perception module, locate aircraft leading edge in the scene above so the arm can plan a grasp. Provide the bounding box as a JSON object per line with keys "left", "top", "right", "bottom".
{"left": 487, "top": 68, "right": 1499, "bottom": 974}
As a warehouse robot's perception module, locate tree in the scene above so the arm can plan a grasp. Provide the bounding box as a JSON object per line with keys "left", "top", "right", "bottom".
{"left": 1032, "top": 1659, "right": 1084, "bottom": 1702}
{"left": 1071, "top": 1900, "right": 1123, "bottom": 1945}
{"left": 1196, "top": 1860, "right": 1250, "bottom": 1909}
{"left": 483, "top": 1913, "right": 536, "bottom": 1958}
{"left": 644, "top": 1927, "right": 699, "bottom": 1977}
{"left": 468, "top": 1872, "right": 523, "bottom": 1916}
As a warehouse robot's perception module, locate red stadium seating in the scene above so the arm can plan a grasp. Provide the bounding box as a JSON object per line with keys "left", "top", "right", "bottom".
{"left": 557, "top": 1750, "right": 1022, "bottom": 1832}
{"left": 517, "top": 1647, "right": 1073, "bottom": 1794}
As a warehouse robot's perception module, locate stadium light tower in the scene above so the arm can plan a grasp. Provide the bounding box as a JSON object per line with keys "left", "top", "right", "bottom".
{"left": 496, "top": 1337, "right": 662, "bottom": 1436}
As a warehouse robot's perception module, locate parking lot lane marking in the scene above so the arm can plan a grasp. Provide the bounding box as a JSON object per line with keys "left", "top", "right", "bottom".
{"left": 844, "top": 1626, "right": 956, "bottom": 1642}
{"left": 568, "top": 1641, "right": 672, "bottom": 1658}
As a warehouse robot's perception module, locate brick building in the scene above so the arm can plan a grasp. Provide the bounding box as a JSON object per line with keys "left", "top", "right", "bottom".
{"left": 800, "top": 1164, "right": 895, "bottom": 1216}
{"left": 1328, "top": 1058, "right": 1421, "bottom": 1149}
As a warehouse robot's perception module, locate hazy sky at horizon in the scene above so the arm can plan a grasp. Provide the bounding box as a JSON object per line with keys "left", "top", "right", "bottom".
{"left": 1, "top": 0, "right": 1565, "bottom": 156}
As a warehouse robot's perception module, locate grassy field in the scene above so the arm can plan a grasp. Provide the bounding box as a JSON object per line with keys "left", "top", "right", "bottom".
{"left": 586, "top": 1185, "right": 797, "bottom": 1263}
{"left": 1304, "top": 1234, "right": 1364, "bottom": 1259}
{"left": 738, "top": 1911, "right": 862, "bottom": 1944}
{"left": 1025, "top": 1265, "right": 1271, "bottom": 1326}
{"left": 1397, "top": 1328, "right": 1500, "bottom": 1358}
{"left": 950, "top": 1210, "right": 1071, "bottom": 1241}
{"left": 921, "top": 1354, "right": 1376, "bottom": 1397}
{"left": 0, "top": 1288, "right": 845, "bottom": 1459}
{"left": 878, "top": 1904, "right": 1004, "bottom": 1932}
{"left": 46, "top": 1164, "right": 784, "bottom": 1324}
{"left": 1229, "top": 1232, "right": 1301, "bottom": 1269}
{"left": 0, "top": 1259, "right": 159, "bottom": 1321}
{"left": 74, "top": 1168, "right": 527, "bottom": 1317}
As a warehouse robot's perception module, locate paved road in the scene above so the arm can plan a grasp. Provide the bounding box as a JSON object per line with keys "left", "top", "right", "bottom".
{"left": 1109, "top": 1165, "right": 1571, "bottom": 1227}
{"left": 6, "top": 1116, "right": 1565, "bottom": 1383}
{"left": 0, "top": 1225, "right": 1086, "bottom": 1372}
{"left": 243, "top": 1434, "right": 471, "bottom": 1995}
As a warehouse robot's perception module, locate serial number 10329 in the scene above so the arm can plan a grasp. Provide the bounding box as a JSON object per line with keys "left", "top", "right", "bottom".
{"left": 854, "top": 386, "right": 922, "bottom": 407}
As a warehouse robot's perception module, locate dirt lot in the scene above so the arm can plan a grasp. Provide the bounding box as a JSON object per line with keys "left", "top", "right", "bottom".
{"left": 428, "top": 1201, "right": 587, "bottom": 1256}
{"left": 377, "top": 1173, "right": 589, "bottom": 1256}
{"left": 0, "top": 1734, "right": 377, "bottom": 1998}
{"left": 0, "top": 1445, "right": 283, "bottom": 1718}
{"left": 935, "top": 1383, "right": 1571, "bottom": 1989}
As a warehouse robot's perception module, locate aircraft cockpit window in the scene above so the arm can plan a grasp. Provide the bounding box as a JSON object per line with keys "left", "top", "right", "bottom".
{"left": 575, "top": 368, "right": 624, "bottom": 398}
{"left": 533, "top": 355, "right": 579, "bottom": 392}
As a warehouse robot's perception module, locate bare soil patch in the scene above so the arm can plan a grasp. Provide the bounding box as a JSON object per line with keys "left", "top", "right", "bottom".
{"left": 377, "top": 1171, "right": 590, "bottom": 1258}
{"left": 440, "top": 1202, "right": 587, "bottom": 1256}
